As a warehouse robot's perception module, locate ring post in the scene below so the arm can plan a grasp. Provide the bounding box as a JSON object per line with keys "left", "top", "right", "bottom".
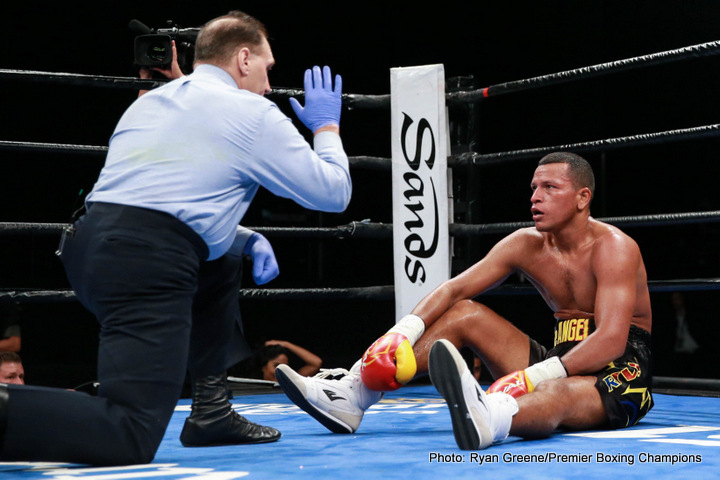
{"left": 390, "top": 64, "right": 451, "bottom": 321}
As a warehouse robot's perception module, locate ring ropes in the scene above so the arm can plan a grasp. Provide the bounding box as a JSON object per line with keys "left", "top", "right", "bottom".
{"left": 4, "top": 39, "right": 720, "bottom": 393}
{"left": 2, "top": 38, "right": 719, "bottom": 300}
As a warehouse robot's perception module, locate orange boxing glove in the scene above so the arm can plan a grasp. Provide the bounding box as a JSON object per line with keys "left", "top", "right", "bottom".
{"left": 361, "top": 333, "right": 418, "bottom": 391}
{"left": 487, "top": 356, "right": 568, "bottom": 399}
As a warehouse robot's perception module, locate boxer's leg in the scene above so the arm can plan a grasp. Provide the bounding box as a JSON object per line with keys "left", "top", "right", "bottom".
{"left": 430, "top": 341, "right": 608, "bottom": 450}
{"left": 276, "top": 299, "right": 528, "bottom": 434}
{"left": 510, "top": 376, "right": 606, "bottom": 438}
{"left": 429, "top": 339, "right": 518, "bottom": 450}
{"left": 412, "top": 299, "right": 533, "bottom": 378}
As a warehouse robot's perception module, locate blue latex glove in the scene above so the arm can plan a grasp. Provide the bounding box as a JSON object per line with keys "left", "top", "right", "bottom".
{"left": 243, "top": 233, "right": 279, "bottom": 285}
{"left": 289, "top": 65, "right": 342, "bottom": 133}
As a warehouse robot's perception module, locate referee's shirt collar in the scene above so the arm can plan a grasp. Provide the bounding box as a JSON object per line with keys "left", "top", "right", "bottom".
{"left": 191, "top": 63, "right": 239, "bottom": 89}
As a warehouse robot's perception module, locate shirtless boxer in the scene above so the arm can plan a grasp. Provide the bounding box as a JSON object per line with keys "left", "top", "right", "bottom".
{"left": 276, "top": 151, "right": 653, "bottom": 450}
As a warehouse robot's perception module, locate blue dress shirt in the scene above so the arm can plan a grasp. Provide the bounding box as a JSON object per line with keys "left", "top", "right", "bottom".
{"left": 87, "top": 64, "right": 351, "bottom": 260}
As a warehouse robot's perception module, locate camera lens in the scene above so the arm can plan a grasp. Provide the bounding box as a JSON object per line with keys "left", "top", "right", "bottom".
{"left": 134, "top": 34, "right": 173, "bottom": 66}
{"left": 146, "top": 42, "right": 168, "bottom": 62}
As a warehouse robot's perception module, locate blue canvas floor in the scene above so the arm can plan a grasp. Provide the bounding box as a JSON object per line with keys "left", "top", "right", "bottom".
{"left": 2, "top": 384, "right": 719, "bottom": 479}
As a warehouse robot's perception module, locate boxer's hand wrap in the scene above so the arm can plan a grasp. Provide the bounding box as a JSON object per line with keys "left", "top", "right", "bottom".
{"left": 487, "top": 356, "right": 567, "bottom": 399}
{"left": 360, "top": 314, "right": 424, "bottom": 391}
{"left": 385, "top": 314, "right": 425, "bottom": 346}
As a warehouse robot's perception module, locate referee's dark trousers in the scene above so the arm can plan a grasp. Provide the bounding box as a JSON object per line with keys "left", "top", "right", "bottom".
{"left": 0, "top": 202, "right": 247, "bottom": 465}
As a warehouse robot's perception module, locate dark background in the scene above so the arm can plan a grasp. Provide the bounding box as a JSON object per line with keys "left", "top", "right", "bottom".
{"left": 1, "top": 1, "right": 718, "bottom": 388}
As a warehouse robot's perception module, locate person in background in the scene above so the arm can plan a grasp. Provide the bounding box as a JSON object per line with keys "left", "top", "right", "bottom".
{"left": 258, "top": 340, "right": 322, "bottom": 382}
{"left": 0, "top": 352, "right": 25, "bottom": 385}
{"left": 0, "top": 303, "right": 22, "bottom": 353}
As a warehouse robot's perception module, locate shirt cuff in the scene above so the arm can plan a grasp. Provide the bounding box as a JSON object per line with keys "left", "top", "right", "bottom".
{"left": 225, "top": 226, "right": 256, "bottom": 258}
{"left": 313, "top": 131, "right": 349, "bottom": 168}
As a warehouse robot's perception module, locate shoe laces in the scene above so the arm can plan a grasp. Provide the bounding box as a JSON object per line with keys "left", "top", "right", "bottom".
{"left": 313, "top": 368, "right": 351, "bottom": 381}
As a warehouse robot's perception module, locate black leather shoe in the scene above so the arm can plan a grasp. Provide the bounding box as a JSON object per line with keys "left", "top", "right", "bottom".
{"left": 180, "top": 373, "right": 280, "bottom": 446}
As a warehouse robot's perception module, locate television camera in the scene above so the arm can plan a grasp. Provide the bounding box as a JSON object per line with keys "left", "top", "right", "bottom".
{"left": 129, "top": 19, "right": 200, "bottom": 73}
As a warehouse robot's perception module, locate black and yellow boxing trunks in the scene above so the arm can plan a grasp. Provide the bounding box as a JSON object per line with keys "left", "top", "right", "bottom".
{"left": 528, "top": 318, "right": 654, "bottom": 429}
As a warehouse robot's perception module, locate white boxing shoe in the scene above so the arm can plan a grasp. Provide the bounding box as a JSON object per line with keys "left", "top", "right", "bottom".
{"left": 429, "top": 339, "right": 519, "bottom": 450}
{"left": 275, "top": 364, "right": 383, "bottom": 433}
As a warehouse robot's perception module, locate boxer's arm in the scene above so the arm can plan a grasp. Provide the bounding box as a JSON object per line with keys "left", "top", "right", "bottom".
{"left": 560, "top": 233, "right": 639, "bottom": 375}
{"left": 487, "top": 356, "right": 567, "bottom": 398}
{"left": 488, "top": 233, "right": 641, "bottom": 397}
{"left": 360, "top": 231, "right": 525, "bottom": 391}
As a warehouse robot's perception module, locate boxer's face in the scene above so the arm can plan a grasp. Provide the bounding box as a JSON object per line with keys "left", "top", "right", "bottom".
{"left": 530, "top": 163, "right": 583, "bottom": 232}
